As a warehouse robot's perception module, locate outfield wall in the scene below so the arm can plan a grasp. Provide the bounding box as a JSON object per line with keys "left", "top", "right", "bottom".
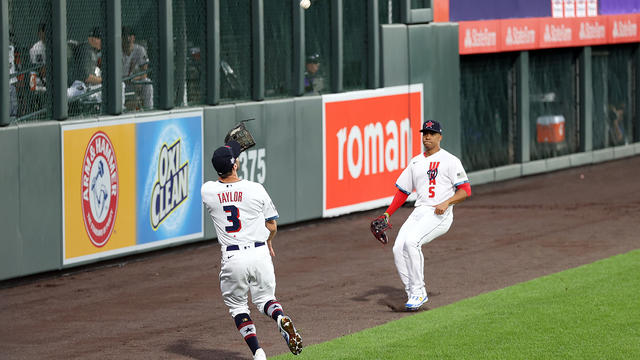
{"left": 2, "top": 22, "right": 640, "bottom": 281}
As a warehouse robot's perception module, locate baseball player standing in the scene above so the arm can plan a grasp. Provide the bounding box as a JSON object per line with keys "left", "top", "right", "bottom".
{"left": 381, "top": 120, "right": 471, "bottom": 311}
{"left": 201, "top": 141, "right": 303, "bottom": 360}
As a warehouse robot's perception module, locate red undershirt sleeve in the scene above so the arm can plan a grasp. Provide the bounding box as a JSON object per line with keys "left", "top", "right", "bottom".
{"left": 456, "top": 182, "right": 471, "bottom": 197}
{"left": 385, "top": 190, "right": 409, "bottom": 216}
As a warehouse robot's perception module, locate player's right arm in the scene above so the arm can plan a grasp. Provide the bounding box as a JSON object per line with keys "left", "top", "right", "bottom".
{"left": 384, "top": 161, "right": 414, "bottom": 218}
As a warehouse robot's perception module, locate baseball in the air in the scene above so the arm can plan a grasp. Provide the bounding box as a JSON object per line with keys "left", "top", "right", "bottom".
{"left": 300, "top": 0, "right": 311, "bottom": 9}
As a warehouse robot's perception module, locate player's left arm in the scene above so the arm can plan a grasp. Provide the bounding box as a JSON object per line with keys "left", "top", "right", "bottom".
{"left": 265, "top": 220, "right": 277, "bottom": 257}
{"left": 433, "top": 186, "right": 469, "bottom": 215}
{"left": 433, "top": 159, "right": 471, "bottom": 215}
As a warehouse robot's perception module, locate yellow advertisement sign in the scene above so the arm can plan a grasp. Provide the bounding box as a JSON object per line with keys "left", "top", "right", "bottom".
{"left": 62, "top": 123, "right": 136, "bottom": 264}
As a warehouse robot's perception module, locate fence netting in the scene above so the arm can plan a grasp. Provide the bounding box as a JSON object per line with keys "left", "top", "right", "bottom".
{"left": 460, "top": 53, "right": 517, "bottom": 171}
{"left": 264, "top": 1, "right": 293, "bottom": 98}
{"left": 305, "top": 0, "right": 331, "bottom": 94}
{"left": 220, "top": 0, "right": 252, "bottom": 102}
{"left": 343, "top": 0, "right": 369, "bottom": 91}
{"left": 8, "top": 0, "right": 52, "bottom": 123}
{"left": 66, "top": 0, "right": 107, "bottom": 118}
{"left": 592, "top": 44, "right": 636, "bottom": 149}
{"left": 529, "top": 49, "right": 579, "bottom": 161}
{"left": 121, "top": 0, "right": 158, "bottom": 112}
{"left": 173, "top": 0, "right": 206, "bottom": 108}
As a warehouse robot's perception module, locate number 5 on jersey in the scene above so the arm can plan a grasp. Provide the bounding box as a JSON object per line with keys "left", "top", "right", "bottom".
{"left": 427, "top": 161, "right": 439, "bottom": 198}
{"left": 223, "top": 205, "right": 242, "bottom": 232}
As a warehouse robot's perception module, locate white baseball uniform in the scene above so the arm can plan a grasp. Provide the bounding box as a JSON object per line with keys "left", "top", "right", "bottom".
{"left": 201, "top": 179, "right": 279, "bottom": 317}
{"left": 392, "top": 149, "right": 469, "bottom": 298}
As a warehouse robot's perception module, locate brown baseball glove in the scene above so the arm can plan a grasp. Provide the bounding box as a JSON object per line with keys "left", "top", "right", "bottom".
{"left": 370, "top": 214, "right": 391, "bottom": 245}
{"left": 224, "top": 122, "right": 256, "bottom": 152}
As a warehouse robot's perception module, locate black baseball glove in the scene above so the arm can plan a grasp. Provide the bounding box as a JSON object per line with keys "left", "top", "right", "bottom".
{"left": 370, "top": 214, "right": 391, "bottom": 245}
{"left": 224, "top": 122, "right": 256, "bottom": 152}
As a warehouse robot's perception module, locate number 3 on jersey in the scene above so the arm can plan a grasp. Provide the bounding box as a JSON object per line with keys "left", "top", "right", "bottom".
{"left": 223, "top": 205, "right": 242, "bottom": 233}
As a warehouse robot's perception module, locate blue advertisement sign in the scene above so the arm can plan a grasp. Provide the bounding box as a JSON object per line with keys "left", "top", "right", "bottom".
{"left": 600, "top": 0, "right": 640, "bottom": 14}
{"left": 450, "top": 0, "right": 551, "bottom": 21}
{"left": 136, "top": 113, "right": 203, "bottom": 244}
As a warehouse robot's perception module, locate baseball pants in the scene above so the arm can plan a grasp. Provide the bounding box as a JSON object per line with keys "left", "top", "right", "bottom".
{"left": 392, "top": 205, "right": 453, "bottom": 298}
{"left": 219, "top": 244, "right": 276, "bottom": 318}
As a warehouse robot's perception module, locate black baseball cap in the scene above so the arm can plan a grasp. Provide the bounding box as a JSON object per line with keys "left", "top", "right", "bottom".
{"left": 420, "top": 120, "right": 442, "bottom": 134}
{"left": 306, "top": 53, "right": 320, "bottom": 64}
{"left": 211, "top": 141, "right": 242, "bottom": 176}
{"left": 90, "top": 27, "right": 103, "bottom": 39}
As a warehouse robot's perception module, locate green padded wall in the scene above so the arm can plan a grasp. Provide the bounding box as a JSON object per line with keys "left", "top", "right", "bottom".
{"left": 18, "top": 122, "right": 62, "bottom": 275}
{"left": 408, "top": 23, "right": 461, "bottom": 157}
{"left": 380, "top": 24, "right": 409, "bottom": 87}
{"left": 201, "top": 97, "right": 324, "bottom": 233}
{"left": 0, "top": 127, "right": 21, "bottom": 280}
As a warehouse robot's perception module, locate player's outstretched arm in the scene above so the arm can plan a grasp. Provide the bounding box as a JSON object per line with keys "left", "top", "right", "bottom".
{"left": 265, "top": 220, "right": 277, "bottom": 257}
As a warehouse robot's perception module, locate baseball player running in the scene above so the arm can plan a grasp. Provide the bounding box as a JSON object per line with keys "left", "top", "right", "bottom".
{"left": 380, "top": 120, "right": 471, "bottom": 311}
{"left": 201, "top": 141, "right": 302, "bottom": 360}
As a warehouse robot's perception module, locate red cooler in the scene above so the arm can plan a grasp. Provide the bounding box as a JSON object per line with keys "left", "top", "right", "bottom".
{"left": 536, "top": 115, "right": 565, "bottom": 143}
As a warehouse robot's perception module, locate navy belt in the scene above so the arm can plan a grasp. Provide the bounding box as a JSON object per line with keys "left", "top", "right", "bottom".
{"left": 225, "top": 242, "right": 265, "bottom": 251}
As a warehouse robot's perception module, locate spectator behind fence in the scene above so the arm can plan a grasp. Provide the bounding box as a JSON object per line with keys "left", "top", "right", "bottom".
{"left": 122, "top": 26, "right": 153, "bottom": 110}
{"left": 29, "top": 23, "right": 47, "bottom": 91}
{"left": 67, "top": 27, "right": 102, "bottom": 100}
{"left": 8, "top": 39, "right": 18, "bottom": 117}
{"left": 608, "top": 102, "right": 627, "bottom": 146}
{"left": 304, "top": 53, "right": 324, "bottom": 94}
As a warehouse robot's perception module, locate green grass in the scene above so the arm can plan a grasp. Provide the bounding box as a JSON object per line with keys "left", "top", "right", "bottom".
{"left": 273, "top": 250, "right": 640, "bottom": 359}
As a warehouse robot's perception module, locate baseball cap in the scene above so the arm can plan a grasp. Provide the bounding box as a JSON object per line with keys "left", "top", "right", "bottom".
{"left": 306, "top": 53, "right": 320, "bottom": 64}
{"left": 420, "top": 120, "right": 442, "bottom": 134}
{"left": 90, "top": 27, "right": 103, "bottom": 39}
{"left": 211, "top": 141, "right": 242, "bottom": 176}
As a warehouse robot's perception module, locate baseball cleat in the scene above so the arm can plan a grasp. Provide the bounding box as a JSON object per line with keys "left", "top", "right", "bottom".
{"left": 405, "top": 294, "right": 428, "bottom": 311}
{"left": 253, "top": 348, "right": 267, "bottom": 360}
{"left": 277, "top": 315, "right": 303, "bottom": 355}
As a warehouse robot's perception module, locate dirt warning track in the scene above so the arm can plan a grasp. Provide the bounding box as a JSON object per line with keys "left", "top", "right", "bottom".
{"left": 2, "top": 156, "right": 639, "bottom": 360}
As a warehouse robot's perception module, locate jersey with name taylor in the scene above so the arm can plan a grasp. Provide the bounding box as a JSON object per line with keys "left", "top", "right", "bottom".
{"left": 201, "top": 179, "right": 278, "bottom": 247}
{"left": 395, "top": 149, "right": 469, "bottom": 207}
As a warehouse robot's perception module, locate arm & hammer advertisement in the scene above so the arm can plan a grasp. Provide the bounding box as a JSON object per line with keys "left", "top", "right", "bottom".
{"left": 61, "top": 110, "right": 203, "bottom": 265}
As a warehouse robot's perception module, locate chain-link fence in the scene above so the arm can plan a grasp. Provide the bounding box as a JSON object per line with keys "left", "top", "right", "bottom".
{"left": 66, "top": 0, "right": 107, "bottom": 118}
{"left": 264, "top": 0, "right": 293, "bottom": 98}
{"left": 8, "top": 0, "right": 52, "bottom": 123}
{"left": 220, "top": 0, "right": 251, "bottom": 102}
{"left": 344, "top": 0, "right": 369, "bottom": 91}
{"left": 122, "top": 0, "right": 158, "bottom": 112}
{"left": 174, "top": 0, "right": 206, "bottom": 108}
{"left": 461, "top": 53, "right": 517, "bottom": 171}
{"left": 529, "top": 49, "right": 579, "bottom": 161}
{"left": 592, "top": 44, "right": 636, "bottom": 149}
{"left": 304, "top": 0, "right": 331, "bottom": 94}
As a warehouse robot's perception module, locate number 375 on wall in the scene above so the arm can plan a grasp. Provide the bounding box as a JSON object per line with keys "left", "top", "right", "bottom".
{"left": 237, "top": 148, "right": 266, "bottom": 183}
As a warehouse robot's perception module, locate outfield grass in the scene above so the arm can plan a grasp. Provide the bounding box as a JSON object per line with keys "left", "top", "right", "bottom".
{"left": 273, "top": 249, "right": 640, "bottom": 359}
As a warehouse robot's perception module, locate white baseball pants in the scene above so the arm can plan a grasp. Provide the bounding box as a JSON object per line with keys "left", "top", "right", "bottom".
{"left": 219, "top": 244, "right": 276, "bottom": 318}
{"left": 392, "top": 205, "right": 453, "bottom": 298}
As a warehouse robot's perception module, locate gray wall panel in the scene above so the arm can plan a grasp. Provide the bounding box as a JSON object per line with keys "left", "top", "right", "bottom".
{"left": 18, "top": 122, "right": 62, "bottom": 275}
{"left": 263, "top": 100, "right": 297, "bottom": 224}
{"left": 380, "top": 25, "right": 409, "bottom": 87}
{"left": 294, "top": 96, "right": 323, "bottom": 222}
{"left": 0, "top": 127, "right": 22, "bottom": 280}
{"left": 409, "top": 23, "right": 461, "bottom": 157}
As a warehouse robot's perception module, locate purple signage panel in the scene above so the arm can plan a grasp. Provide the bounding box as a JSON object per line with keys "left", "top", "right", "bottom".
{"left": 599, "top": 0, "right": 640, "bottom": 14}
{"left": 450, "top": 0, "right": 551, "bottom": 21}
